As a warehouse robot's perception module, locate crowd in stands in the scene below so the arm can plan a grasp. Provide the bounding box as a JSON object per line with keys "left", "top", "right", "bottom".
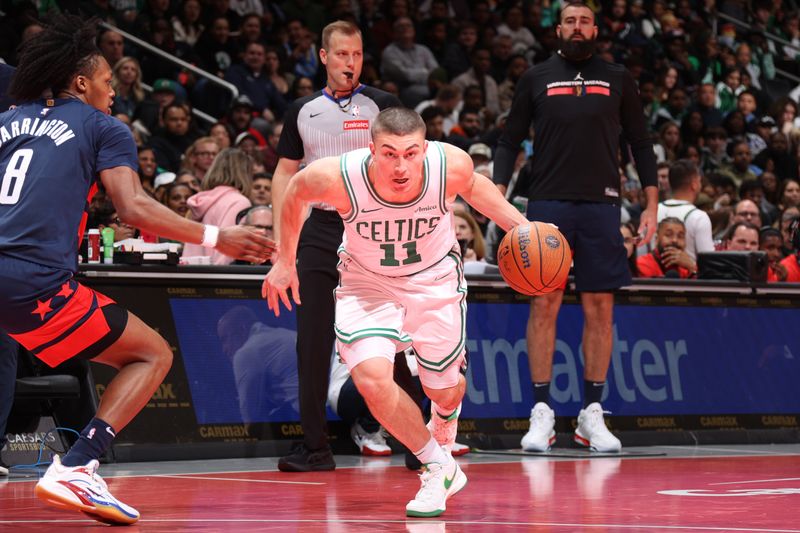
{"left": 1, "top": 0, "right": 798, "bottom": 279}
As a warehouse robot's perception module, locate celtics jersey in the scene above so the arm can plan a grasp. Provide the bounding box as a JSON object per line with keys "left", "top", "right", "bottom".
{"left": 339, "top": 141, "right": 456, "bottom": 277}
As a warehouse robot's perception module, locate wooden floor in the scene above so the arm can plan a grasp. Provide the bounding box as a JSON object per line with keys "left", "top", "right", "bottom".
{"left": 1, "top": 444, "right": 799, "bottom": 532}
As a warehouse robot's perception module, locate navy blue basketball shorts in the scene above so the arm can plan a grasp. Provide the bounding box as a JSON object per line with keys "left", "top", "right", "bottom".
{"left": 0, "top": 255, "right": 128, "bottom": 368}
{"left": 526, "top": 200, "right": 631, "bottom": 292}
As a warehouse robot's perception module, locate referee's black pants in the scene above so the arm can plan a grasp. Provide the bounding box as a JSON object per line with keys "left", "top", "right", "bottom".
{"left": 296, "top": 209, "right": 423, "bottom": 451}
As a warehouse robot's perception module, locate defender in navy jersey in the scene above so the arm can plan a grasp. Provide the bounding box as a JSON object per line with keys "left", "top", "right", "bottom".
{"left": 0, "top": 15, "right": 273, "bottom": 525}
{"left": 270, "top": 21, "right": 423, "bottom": 472}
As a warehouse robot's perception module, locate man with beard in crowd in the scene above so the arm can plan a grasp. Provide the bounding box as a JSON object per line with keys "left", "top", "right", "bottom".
{"left": 493, "top": 1, "right": 657, "bottom": 453}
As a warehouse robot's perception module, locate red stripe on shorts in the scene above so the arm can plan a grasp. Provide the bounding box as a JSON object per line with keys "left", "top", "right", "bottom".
{"left": 35, "top": 308, "right": 111, "bottom": 367}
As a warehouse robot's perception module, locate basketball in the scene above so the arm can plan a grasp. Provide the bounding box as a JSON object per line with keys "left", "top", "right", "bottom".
{"left": 497, "top": 222, "right": 572, "bottom": 296}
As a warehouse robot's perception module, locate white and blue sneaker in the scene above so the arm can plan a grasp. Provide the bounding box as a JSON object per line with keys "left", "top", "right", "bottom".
{"left": 34, "top": 455, "right": 139, "bottom": 525}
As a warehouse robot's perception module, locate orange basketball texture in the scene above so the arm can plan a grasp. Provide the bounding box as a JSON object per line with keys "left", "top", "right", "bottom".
{"left": 497, "top": 222, "right": 572, "bottom": 295}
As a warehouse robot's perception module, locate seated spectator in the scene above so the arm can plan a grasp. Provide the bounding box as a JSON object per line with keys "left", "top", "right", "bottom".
{"left": 453, "top": 209, "right": 485, "bottom": 263}
{"left": 740, "top": 179, "right": 778, "bottom": 226}
{"left": 656, "top": 161, "right": 671, "bottom": 201}
{"left": 172, "top": 0, "right": 204, "bottom": 47}
{"left": 153, "top": 171, "right": 177, "bottom": 202}
{"left": 97, "top": 29, "right": 124, "bottom": 73}
{"left": 498, "top": 54, "right": 528, "bottom": 113}
{"left": 700, "top": 126, "right": 730, "bottom": 175}
{"left": 468, "top": 142, "right": 492, "bottom": 179}
{"left": 451, "top": 47, "right": 500, "bottom": 118}
{"left": 238, "top": 205, "right": 273, "bottom": 237}
{"left": 733, "top": 198, "right": 763, "bottom": 228}
{"left": 283, "top": 19, "right": 318, "bottom": 81}
{"left": 234, "top": 13, "right": 263, "bottom": 55}
{"left": 227, "top": 95, "right": 255, "bottom": 137}
{"left": 652, "top": 87, "right": 689, "bottom": 129}
{"left": 210, "top": 121, "right": 234, "bottom": 149}
{"left": 175, "top": 170, "right": 201, "bottom": 194}
{"left": 194, "top": 16, "right": 238, "bottom": 76}
{"left": 715, "top": 67, "right": 744, "bottom": 115}
{"left": 137, "top": 146, "right": 158, "bottom": 195}
{"left": 658, "top": 160, "right": 715, "bottom": 260}
{"left": 184, "top": 137, "right": 221, "bottom": 183}
{"left": 420, "top": 105, "right": 447, "bottom": 142}
{"left": 621, "top": 222, "right": 639, "bottom": 277}
{"left": 181, "top": 148, "right": 253, "bottom": 264}
{"left": 93, "top": 199, "right": 138, "bottom": 243}
{"left": 719, "top": 140, "right": 758, "bottom": 187}
{"left": 150, "top": 102, "right": 200, "bottom": 172}
{"left": 760, "top": 227, "right": 788, "bottom": 282}
{"left": 778, "top": 178, "right": 800, "bottom": 211}
{"left": 132, "top": 78, "right": 180, "bottom": 139}
{"left": 225, "top": 42, "right": 287, "bottom": 118}
{"left": 690, "top": 82, "right": 724, "bottom": 128}
{"left": 381, "top": 17, "right": 439, "bottom": 107}
{"left": 264, "top": 45, "right": 292, "bottom": 96}
{"left": 286, "top": 77, "right": 312, "bottom": 101}
{"left": 497, "top": 4, "right": 537, "bottom": 54}
{"left": 446, "top": 108, "right": 482, "bottom": 152}
{"left": 755, "top": 132, "right": 800, "bottom": 183}
{"left": 724, "top": 221, "right": 760, "bottom": 251}
{"left": 161, "top": 181, "right": 194, "bottom": 218}
{"left": 778, "top": 218, "right": 800, "bottom": 282}
{"left": 737, "top": 90, "right": 759, "bottom": 130}
{"left": 679, "top": 110, "right": 706, "bottom": 148}
{"left": 111, "top": 57, "right": 145, "bottom": 120}
{"left": 654, "top": 121, "right": 682, "bottom": 163}
{"left": 637, "top": 217, "right": 697, "bottom": 278}
{"left": 441, "top": 21, "right": 478, "bottom": 79}
{"left": 250, "top": 173, "right": 272, "bottom": 206}
{"left": 780, "top": 208, "right": 800, "bottom": 255}
{"left": 415, "top": 84, "right": 461, "bottom": 136}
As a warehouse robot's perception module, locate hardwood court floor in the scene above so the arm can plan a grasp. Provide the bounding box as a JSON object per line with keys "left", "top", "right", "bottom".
{"left": 1, "top": 444, "right": 798, "bottom": 532}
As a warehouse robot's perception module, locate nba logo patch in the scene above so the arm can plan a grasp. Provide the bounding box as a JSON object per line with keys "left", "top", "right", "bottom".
{"left": 352, "top": 104, "right": 360, "bottom": 117}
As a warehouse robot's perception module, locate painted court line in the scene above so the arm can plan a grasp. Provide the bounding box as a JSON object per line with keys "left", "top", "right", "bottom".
{"left": 153, "top": 474, "right": 324, "bottom": 485}
{"left": 0, "top": 518, "right": 796, "bottom": 532}
{"left": 662, "top": 446, "right": 796, "bottom": 456}
{"left": 711, "top": 477, "right": 800, "bottom": 486}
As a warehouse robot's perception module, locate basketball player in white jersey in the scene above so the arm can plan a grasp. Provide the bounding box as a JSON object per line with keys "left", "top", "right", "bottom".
{"left": 263, "top": 107, "right": 527, "bottom": 517}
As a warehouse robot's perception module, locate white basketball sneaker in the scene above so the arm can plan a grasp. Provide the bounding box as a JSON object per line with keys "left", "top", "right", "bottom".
{"left": 521, "top": 402, "right": 556, "bottom": 452}
{"left": 351, "top": 421, "right": 392, "bottom": 456}
{"left": 426, "top": 403, "right": 460, "bottom": 453}
{"left": 406, "top": 455, "right": 467, "bottom": 517}
{"left": 574, "top": 403, "right": 622, "bottom": 453}
{"left": 34, "top": 455, "right": 139, "bottom": 525}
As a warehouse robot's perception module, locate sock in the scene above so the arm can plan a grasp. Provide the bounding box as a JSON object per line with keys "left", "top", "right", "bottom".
{"left": 431, "top": 401, "right": 458, "bottom": 421}
{"left": 414, "top": 437, "right": 449, "bottom": 465}
{"left": 584, "top": 380, "right": 606, "bottom": 407}
{"left": 533, "top": 382, "right": 551, "bottom": 405}
{"left": 61, "top": 418, "right": 116, "bottom": 467}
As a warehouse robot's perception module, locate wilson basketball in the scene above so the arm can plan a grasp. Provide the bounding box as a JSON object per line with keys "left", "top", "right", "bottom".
{"left": 497, "top": 222, "right": 572, "bottom": 296}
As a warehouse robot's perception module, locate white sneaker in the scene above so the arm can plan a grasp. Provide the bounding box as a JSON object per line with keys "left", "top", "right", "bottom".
{"left": 451, "top": 442, "right": 469, "bottom": 457}
{"left": 574, "top": 403, "right": 622, "bottom": 452}
{"left": 426, "top": 403, "right": 460, "bottom": 452}
{"left": 0, "top": 460, "right": 8, "bottom": 476}
{"left": 406, "top": 456, "right": 467, "bottom": 517}
{"left": 351, "top": 421, "right": 392, "bottom": 456}
{"left": 520, "top": 402, "right": 556, "bottom": 452}
{"left": 34, "top": 455, "right": 139, "bottom": 525}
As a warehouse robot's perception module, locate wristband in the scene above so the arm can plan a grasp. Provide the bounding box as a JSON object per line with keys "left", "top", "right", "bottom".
{"left": 202, "top": 224, "right": 219, "bottom": 248}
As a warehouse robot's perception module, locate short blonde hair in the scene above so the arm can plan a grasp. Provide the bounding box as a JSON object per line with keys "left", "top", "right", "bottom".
{"left": 201, "top": 148, "right": 252, "bottom": 195}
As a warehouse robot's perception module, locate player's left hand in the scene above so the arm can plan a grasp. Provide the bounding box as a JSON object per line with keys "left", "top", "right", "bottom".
{"left": 262, "top": 257, "right": 300, "bottom": 317}
{"left": 637, "top": 206, "right": 657, "bottom": 245}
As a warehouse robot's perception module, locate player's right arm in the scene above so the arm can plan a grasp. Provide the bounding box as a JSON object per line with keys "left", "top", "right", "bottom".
{"left": 101, "top": 166, "right": 274, "bottom": 263}
{"left": 270, "top": 157, "right": 301, "bottom": 241}
{"left": 262, "top": 156, "right": 350, "bottom": 316}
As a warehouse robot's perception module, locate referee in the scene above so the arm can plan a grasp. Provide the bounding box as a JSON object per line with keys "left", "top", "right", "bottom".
{"left": 493, "top": 2, "right": 657, "bottom": 453}
{"left": 269, "top": 21, "right": 412, "bottom": 472}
